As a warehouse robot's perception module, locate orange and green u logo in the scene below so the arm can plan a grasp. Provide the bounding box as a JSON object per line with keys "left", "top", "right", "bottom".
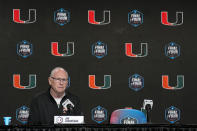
{"left": 125, "top": 43, "right": 148, "bottom": 57}
{"left": 13, "top": 9, "right": 36, "bottom": 24}
{"left": 162, "top": 75, "right": 184, "bottom": 90}
{"left": 51, "top": 42, "right": 74, "bottom": 56}
{"left": 88, "top": 10, "right": 110, "bottom": 25}
{"left": 89, "top": 75, "right": 111, "bottom": 89}
{"left": 161, "top": 11, "right": 183, "bottom": 26}
{"left": 13, "top": 74, "right": 36, "bottom": 89}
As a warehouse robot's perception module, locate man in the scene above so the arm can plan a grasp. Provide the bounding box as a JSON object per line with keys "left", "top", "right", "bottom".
{"left": 28, "top": 67, "right": 82, "bottom": 125}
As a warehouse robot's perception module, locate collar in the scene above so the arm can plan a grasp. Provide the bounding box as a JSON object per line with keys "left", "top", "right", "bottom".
{"left": 46, "top": 87, "right": 69, "bottom": 104}
{"left": 51, "top": 92, "right": 65, "bottom": 100}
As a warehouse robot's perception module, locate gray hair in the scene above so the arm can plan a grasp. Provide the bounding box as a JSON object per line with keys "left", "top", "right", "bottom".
{"left": 50, "top": 67, "right": 68, "bottom": 77}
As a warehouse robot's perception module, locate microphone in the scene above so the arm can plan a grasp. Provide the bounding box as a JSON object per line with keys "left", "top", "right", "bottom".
{"left": 142, "top": 99, "right": 153, "bottom": 123}
{"left": 142, "top": 99, "right": 153, "bottom": 111}
{"left": 62, "top": 99, "right": 75, "bottom": 115}
{"left": 67, "top": 104, "right": 74, "bottom": 114}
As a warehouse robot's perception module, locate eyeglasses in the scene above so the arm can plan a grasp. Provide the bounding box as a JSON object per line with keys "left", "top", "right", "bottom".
{"left": 51, "top": 77, "right": 68, "bottom": 83}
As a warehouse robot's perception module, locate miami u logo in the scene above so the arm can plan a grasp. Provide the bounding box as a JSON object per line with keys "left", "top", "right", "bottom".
{"left": 162, "top": 75, "right": 184, "bottom": 90}
{"left": 51, "top": 42, "right": 74, "bottom": 56}
{"left": 13, "top": 9, "right": 36, "bottom": 24}
{"left": 13, "top": 74, "right": 36, "bottom": 89}
{"left": 89, "top": 75, "right": 111, "bottom": 89}
{"left": 88, "top": 10, "right": 110, "bottom": 25}
{"left": 125, "top": 43, "right": 148, "bottom": 57}
{"left": 161, "top": 11, "right": 183, "bottom": 26}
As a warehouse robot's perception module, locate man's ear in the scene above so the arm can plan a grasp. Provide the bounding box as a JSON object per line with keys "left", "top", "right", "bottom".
{"left": 48, "top": 77, "right": 52, "bottom": 85}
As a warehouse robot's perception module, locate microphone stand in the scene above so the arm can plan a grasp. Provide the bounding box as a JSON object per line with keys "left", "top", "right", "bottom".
{"left": 145, "top": 104, "right": 151, "bottom": 124}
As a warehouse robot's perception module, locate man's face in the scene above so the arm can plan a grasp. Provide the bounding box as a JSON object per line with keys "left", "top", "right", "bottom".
{"left": 48, "top": 70, "right": 69, "bottom": 94}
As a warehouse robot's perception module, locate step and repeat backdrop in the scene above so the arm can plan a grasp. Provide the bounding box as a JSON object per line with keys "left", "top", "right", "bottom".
{"left": 0, "top": 1, "right": 196, "bottom": 125}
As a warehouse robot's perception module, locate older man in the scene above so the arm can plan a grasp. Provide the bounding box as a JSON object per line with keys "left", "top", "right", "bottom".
{"left": 28, "top": 67, "right": 82, "bottom": 125}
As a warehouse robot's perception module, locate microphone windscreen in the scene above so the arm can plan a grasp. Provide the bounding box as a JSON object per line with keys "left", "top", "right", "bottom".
{"left": 67, "top": 104, "right": 73, "bottom": 109}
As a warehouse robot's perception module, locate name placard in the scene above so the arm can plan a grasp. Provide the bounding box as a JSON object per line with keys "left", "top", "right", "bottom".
{"left": 54, "top": 116, "right": 84, "bottom": 124}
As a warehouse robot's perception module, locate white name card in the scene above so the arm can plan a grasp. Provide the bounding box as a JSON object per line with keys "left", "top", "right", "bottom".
{"left": 54, "top": 116, "right": 84, "bottom": 124}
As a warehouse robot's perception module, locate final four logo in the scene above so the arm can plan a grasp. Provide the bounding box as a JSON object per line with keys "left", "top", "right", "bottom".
{"left": 121, "top": 117, "right": 137, "bottom": 124}
{"left": 128, "top": 10, "right": 143, "bottom": 27}
{"left": 16, "top": 106, "right": 30, "bottom": 124}
{"left": 129, "top": 74, "right": 144, "bottom": 91}
{"left": 92, "top": 41, "right": 107, "bottom": 58}
{"left": 17, "top": 40, "right": 33, "bottom": 58}
{"left": 54, "top": 8, "right": 70, "bottom": 26}
{"left": 13, "top": 74, "right": 36, "bottom": 89}
{"left": 13, "top": 9, "right": 36, "bottom": 24}
{"left": 165, "top": 106, "right": 180, "bottom": 123}
{"left": 165, "top": 42, "right": 180, "bottom": 59}
{"left": 92, "top": 106, "right": 107, "bottom": 123}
